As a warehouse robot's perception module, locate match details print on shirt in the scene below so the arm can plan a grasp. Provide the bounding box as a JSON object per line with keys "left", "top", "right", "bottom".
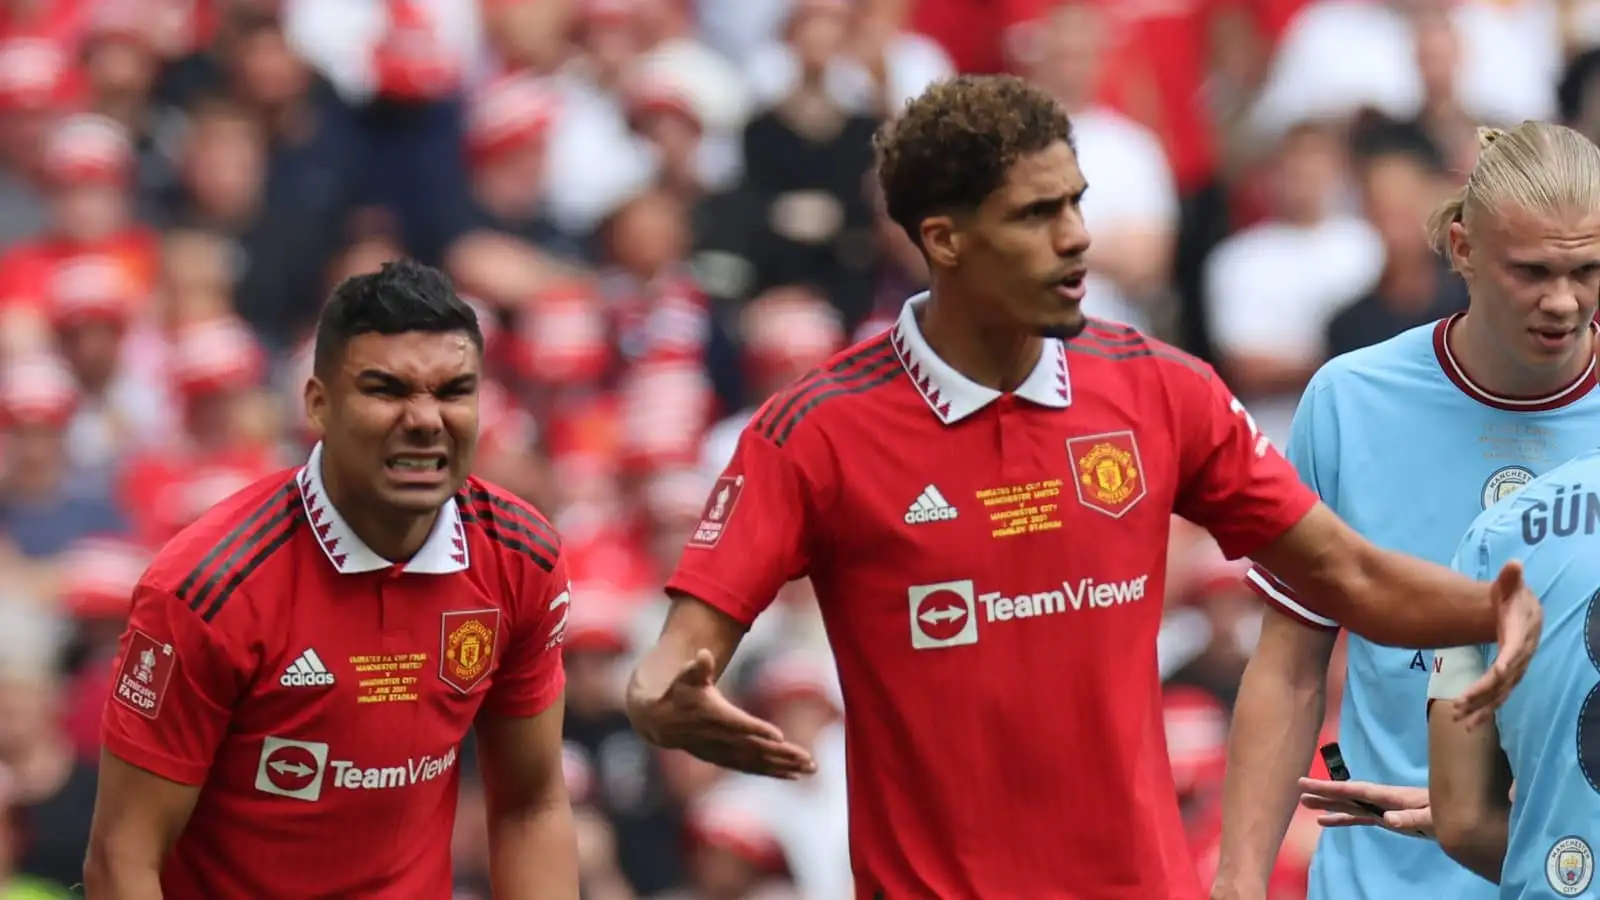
{"left": 349, "top": 652, "right": 428, "bottom": 704}
{"left": 974, "top": 479, "right": 1065, "bottom": 538}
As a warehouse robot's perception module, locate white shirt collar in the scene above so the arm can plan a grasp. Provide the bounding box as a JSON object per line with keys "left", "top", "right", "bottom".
{"left": 889, "top": 292, "right": 1073, "bottom": 424}
{"left": 296, "top": 442, "right": 470, "bottom": 575}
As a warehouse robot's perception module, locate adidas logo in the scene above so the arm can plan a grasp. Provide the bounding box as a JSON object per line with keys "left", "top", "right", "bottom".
{"left": 905, "top": 485, "right": 958, "bottom": 524}
{"left": 280, "top": 648, "right": 335, "bottom": 688}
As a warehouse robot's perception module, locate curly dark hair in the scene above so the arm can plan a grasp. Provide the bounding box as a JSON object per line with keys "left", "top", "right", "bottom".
{"left": 874, "top": 74, "right": 1075, "bottom": 248}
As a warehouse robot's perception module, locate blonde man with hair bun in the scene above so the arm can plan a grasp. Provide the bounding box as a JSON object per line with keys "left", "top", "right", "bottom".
{"left": 1216, "top": 118, "right": 1600, "bottom": 900}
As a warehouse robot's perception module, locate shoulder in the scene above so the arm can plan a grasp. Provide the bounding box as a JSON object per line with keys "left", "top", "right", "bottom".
{"left": 1470, "top": 452, "right": 1600, "bottom": 545}
{"left": 457, "top": 477, "right": 562, "bottom": 574}
{"left": 140, "top": 468, "right": 303, "bottom": 624}
{"left": 1306, "top": 320, "right": 1441, "bottom": 395}
{"left": 1514, "top": 450, "right": 1600, "bottom": 512}
{"left": 1068, "top": 319, "right": 1215, "bottom": 386}
{"left": 743, "top": 329, "right": 902, "bottom": 449}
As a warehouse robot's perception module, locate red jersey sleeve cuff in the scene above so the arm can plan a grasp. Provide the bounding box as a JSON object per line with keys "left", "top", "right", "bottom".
{"left": 1245, "top": 565, "right": 1339, "bottom": 631}
{"left": 481, "top": 669, "right": 567, "bottom": 719}
{"left": 664, "top": 571, "right": 761, "bottom": 627}
{"left": 103, "top": 731, "right": 212, "bottom": 786}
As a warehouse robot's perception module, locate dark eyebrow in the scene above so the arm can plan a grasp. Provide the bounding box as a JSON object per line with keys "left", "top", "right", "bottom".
{"left": 1010, "top": 186, "right": 1088, "bottom": 220}
{"left": 437, "top": 374, "right": 479, "bottom": 393}
{"left": 356, "top": 369, "right": 407, "bottom": 388}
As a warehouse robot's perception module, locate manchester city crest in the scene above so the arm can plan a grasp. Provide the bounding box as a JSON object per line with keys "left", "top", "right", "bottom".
{"left": 1547, "top": 835, "right": 1595, "bottom": 896}
{"left": 1482, "top": 465, "right": 1535, "bottom": 510}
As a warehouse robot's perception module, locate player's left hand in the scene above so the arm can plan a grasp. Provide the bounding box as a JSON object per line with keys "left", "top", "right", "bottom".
{"left": 1297, "top": 777, "right": 1433, "bottom": 838}
{"left": 1454, "top": 560, "right": 1540, "bottom": 729}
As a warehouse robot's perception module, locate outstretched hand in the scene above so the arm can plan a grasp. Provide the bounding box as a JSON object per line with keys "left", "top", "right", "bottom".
{"left": 1455, "top": 561, "right": 1541, "bottom": 729}
{"left": 633, "top": 650, "right": 817, "bottom": 779}
{"left": 1297, "top": 778, "right": 1433, "bottom": 838}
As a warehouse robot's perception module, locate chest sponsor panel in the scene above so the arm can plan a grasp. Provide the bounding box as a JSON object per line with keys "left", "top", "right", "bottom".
{"left": 254, "top": 735, "right": 459, "bottom": 802}
{"left": 909, "top": 575, "right": 1151, "bottom": 650}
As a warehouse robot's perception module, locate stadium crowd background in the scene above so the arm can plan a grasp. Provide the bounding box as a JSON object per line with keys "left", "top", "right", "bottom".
{"left": 0, "top": 0, "right": 1595, "bottom": 897}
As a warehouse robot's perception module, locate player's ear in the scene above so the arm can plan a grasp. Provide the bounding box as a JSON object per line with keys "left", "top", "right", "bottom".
{"left": 303, "top": 376, "right": 329, "bottom": 436}
{"left": 919, "top": 214, "right": 963, "bottom": 269}
{"left": 1447, "top": 220, "right": 1474, "bottom": 279}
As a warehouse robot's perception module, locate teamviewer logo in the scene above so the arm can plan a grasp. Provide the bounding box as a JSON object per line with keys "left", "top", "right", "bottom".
{"left": 908, "top": 580, "right": 978, "bottom": 650}
{"left": 255, "top": 735, "right": 330, "bottom": 802}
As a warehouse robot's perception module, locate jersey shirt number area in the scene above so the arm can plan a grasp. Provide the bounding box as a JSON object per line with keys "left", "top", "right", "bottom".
{"left": 1578, "top": 586, "right": 1600, "bottom": 794}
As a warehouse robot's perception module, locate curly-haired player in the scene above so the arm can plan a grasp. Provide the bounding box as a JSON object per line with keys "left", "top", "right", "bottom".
{"left": 626, "top": 75, "right": 1542, "bottom": 898}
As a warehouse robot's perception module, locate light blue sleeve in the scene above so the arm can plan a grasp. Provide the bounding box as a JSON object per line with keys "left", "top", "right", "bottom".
{"left": 1282, "top": 373, "right": 1339, "bottom": 502}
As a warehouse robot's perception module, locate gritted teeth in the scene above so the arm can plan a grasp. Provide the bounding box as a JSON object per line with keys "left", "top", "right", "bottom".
{"left": 387, "top": 457, "right": 446, "bottom": 471}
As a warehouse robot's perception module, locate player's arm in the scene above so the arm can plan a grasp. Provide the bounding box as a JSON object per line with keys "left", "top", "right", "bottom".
{"left": 475, "top": 706, "right": 578, "bottom": 899}
{"left": 626, "top": 418, "right": 820, "bottom": 777}
{"left": 477, "top": 555, "right": 580, "bottom": 899}
{"left": 1178, "top": 367, "right": 1539, "bottom": 717}
{"left": 1213, "top": 607, "right": 1338, "bottom": 898}
{"left": 1213, "top": 375, "right": 1341, "bottom": 900}
{"left": 1250, "top": 504, "right": 1512, "bottom": 648}
{"left": 1427, "top": 644, "right": 1512, "bottom": 882}
{"left": 85, "top": 583, "right": 247, "bottom": 899}
{"left": 1176, "top": 367, "right": 1501, "bottom": 648}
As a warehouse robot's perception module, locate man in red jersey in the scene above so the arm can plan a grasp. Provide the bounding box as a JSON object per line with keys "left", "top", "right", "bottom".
{"left": 624, "top": 76, "right": 1541, "bottom": 899}
{"left": 85, "top": 260, "right": 578, "bottom": 899}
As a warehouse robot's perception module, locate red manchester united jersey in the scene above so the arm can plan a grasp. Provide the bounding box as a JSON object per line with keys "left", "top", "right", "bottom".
{"left": 667, "top": 296, "right": 1318, "bottom": 899}
{"left": 102, "top": 444, "right": 570, "bottom": 900}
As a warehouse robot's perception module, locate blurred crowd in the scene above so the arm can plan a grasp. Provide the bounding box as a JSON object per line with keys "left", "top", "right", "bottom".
{"left": 1, "top": 0, "right": 1597, "bottom": 897}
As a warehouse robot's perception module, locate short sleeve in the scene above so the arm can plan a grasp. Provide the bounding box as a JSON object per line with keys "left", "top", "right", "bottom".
{"left": 481, "top": 552, "right": 571, "bottom": 719}
{"left": 101, "top": 582, "right": 246, "bottom": 785}
{"left": 1242, "top": 378, "right": 1340, "bottom": 630}
{"left": 665, "top": 424, "right": 814, "bottom": 626}
{"left": 1427, "top": 524, "right": 1495, "bottom": 703}
{"left": 1173, "top": 364, "right": 1318, "bottom": 561}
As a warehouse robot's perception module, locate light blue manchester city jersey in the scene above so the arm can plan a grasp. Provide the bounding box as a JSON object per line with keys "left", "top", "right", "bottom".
{"left": 1442, "top": 450, "right": 1600, "bottom": 898}
{"left": 1244, "top": 315, "right": 1600, "bottom": 900}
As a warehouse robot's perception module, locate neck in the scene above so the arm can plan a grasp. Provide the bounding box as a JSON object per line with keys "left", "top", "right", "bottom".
{"left": 319, "top": 457, "right": 437, "bottom": 562}
{"left": 919, "top": 286, "right": 1042, "bottom": 392}
{"left": 1450, "top": 311, "right": 1594, "bottom": 397}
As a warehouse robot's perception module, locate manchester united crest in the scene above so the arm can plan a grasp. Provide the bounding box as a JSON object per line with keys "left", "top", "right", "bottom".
{"left": 440, "top": 609, "right": 500, "bottom": 694}
{"left": 1067, "top": 431, "right": 1146, "bottom": 518}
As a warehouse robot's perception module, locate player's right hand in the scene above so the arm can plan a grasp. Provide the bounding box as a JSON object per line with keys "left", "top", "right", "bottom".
{"left": 1455, "top": 560, "right": 1540, "bottom": 728}
{"left": 634, "top": 649, "right": 818, "bottom": 779}
{"left": 1297, "top": 777, "right": 1434, "bottom": 838}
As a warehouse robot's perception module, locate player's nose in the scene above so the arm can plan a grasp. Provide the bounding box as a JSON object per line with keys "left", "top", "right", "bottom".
{"left": 396, "top": 394, "right": 446, "bottom": 434}
{"left": 1052, "top": 209, "right": 1090, "bottom": 259}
